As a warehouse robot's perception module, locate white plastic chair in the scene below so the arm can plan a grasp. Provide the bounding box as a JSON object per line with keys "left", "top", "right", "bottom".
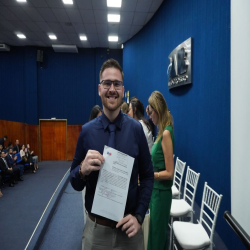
{"left": 172, "top": 157, "right": 186, "bottom": 199}
{"left": 169, "top": 166, "right": 200, "bottom": 250}
{"left": 173, "top": 182, "right": 223, "bottom": 250}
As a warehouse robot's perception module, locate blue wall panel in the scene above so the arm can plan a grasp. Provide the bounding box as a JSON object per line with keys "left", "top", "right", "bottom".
{"left": 37, "top": 48, "right": 96, "bottom": 125}
{"left": 24, "top": 47, "right": 38, "bottom": 124}
{"left": 123, "top": 0, "right": 235, "bottom": 249}
{"left": 0, "top": 47, "right": 26, "bottom": 122}
{"left": 0, "top": 47, "right": 122, "bottom": 125}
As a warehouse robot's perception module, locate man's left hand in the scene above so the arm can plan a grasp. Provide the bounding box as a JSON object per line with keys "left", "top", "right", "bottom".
{"left": 116, "top": 214, "right": 141, "bottom": 238}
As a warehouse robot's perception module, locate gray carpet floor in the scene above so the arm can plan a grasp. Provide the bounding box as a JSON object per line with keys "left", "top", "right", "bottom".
{"left": 0, "top": 161, "right": 71, "bottom": 250}
{"left": 40, "top": 183, "right": 84, "bottom": 250}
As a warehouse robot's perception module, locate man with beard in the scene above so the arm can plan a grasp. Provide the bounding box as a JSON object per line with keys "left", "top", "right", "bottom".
{"left": 70, "top": 59, "right": 154, "bottom": 250}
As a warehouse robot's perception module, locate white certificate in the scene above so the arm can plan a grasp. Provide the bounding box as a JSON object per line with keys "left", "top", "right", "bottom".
{"left": 91, "top": 145, "right": 134, "bottom": 222}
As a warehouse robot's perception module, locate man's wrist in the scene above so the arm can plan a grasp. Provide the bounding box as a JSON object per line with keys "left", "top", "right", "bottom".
{"left": 134, "top": 214, "right": 143, "bottom": 225}
{"left": 79, "top": 165, "right": 88, "bottom": 181}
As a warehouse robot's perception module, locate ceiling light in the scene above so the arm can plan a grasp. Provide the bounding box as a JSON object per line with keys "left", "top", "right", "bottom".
{"left": 108, "top": 14, "right": 120, "bottom": 22}
{"left": 80, "top": 36, "right": 87, "bottom": 41}
{"left": 49, "top": 35, "right": 57, "bottom": 40}
{"left": 121, "top": 44, "right": 124, "bottom": 49}
{"left": 107, "top": 0, "right": 122, "bottom": 8}
{"left": 16, "top": 0, "right": 27, "bottom": 2}
{"left": 62, "top": 0, "right": 73, "bottom": 4}
{"left": 108, "top": 36, "right": 118, "bottom": 42}
{"left": 17, "top": 34, "right": 26, "bottom": 39}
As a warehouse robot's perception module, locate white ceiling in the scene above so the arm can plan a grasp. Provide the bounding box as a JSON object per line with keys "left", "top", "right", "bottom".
{"left": 0, "top": 0, "right": 163, "bottom": 49}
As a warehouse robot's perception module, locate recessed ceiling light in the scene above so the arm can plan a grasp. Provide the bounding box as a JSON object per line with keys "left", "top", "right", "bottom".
{"left": 107, "top": 0, "right": 122, "bottom": 8}
{"left": 16, "top": 0, "right": 27, "bottom": 2}
{"left": 80, "top": 36, "right": 87, "bottom": 41}
{"left": 108, "top": 14, "right": 120, "bottom": 22}
{"left": 62, "top": 0, "right": 73, "bottom": 4}
{"left": 49, "top": 35, "right": 57, "bottom": 40}
{"left": 108, "top": 36, "right": 118, "bottom": 42}
{"left": 17, "top": 34, "right": 26, "bottom": 39}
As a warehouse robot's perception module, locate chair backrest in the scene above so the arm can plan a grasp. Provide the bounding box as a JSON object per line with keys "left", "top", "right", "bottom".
{"left": 199, "top": 182, "right": 223, "bottom": 244}
{"left": 183, "top": 166, "right": 200, "bottom": 210}
{"left": 15, "top": 152, "right": 22, "bottom": 163}
{"left": 173, "top": 157, "right": 186, "bottom": 196}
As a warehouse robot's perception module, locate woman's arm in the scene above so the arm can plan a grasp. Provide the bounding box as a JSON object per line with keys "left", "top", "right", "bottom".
{"left": 154, "top": 130, "right": 174, "bottom": 180}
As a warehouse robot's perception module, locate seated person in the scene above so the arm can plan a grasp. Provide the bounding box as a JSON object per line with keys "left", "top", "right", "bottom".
{"left": 0, "top": 151, "right": 16, "bottom": 187}
{"left": 27, "top": 143, "right": 38, "bottom": 171}
{"left": 0, "top": 144, "right": 3, "bottom": 153}
{"left": 6, "top": 142, "right": 13, "bottom": 153}
{"left": 7, "top": 148, "right": 24, "bottom": 181}
{"left": 0, "top": 135, "right": 7, "bottom": 149}
{"left": 20, "top": 144, "right": 36, "bottom": 173}
{"left": 13, "top": 139, "right": 21, "bottom": 154}
{"left": 0, "top": 175, "right": 3, "bottom": 197}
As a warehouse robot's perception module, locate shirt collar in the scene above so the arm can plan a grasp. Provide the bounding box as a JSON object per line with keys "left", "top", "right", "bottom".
{"left": 100, "top": 110, "right": 123, "bottom": 131}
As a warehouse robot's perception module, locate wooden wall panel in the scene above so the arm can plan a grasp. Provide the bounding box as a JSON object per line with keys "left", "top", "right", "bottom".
{"left": 54, "top": 121, "right": 66, "bottom": 161}
{"left": 67, "top": 125, "right": 82, "bottom": 161}
{"left": 0, "top": 120, "right": 81, "bottom": 162}
{"left": 40, "top": 120, "right": 67, "bottom": 161}
{"left": 0, "top": 120, "right": 26, "bottom": 147}
{"left": 40, "top": 121, "right": 56, "bottom": 160}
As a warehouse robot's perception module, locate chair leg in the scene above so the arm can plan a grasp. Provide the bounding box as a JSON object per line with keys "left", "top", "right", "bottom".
{"left": 191, "top": 212, "right": 193, "bottom": 223}
{"left": 173, "top": 231, "right": 177, "bottom": 250}
{"left": 169, "top": 216, "right": 173, "bottom": 250}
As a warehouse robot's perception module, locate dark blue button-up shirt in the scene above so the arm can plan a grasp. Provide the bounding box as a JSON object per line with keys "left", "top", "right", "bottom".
{"left": 70, "top": 111, "right": 154, "bottom": 221}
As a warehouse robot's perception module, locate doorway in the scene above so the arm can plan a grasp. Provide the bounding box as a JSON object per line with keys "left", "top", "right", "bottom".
{"left": 39, "top": 119, "right": 67, "bottom": 160}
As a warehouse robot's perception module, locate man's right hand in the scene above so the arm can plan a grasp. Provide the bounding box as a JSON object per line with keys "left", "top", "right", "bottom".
{"left": 79, "top": 150, "right": 105, "bottom": 176}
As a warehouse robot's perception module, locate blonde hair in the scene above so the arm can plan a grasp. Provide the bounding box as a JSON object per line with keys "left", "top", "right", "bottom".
{"left": 148, "top": 91, "right": 173, "bottom": 143}
{"left": 121, "top": 101, "right": 129, "bottom": 114}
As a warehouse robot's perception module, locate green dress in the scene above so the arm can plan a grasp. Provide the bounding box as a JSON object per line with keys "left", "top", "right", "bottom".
{"left": 147, "top": 125, "right": 174, "bottom": 250}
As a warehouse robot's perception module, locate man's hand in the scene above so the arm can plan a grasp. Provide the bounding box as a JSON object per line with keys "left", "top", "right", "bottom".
{"left": 31, "top": 151, "right": 34, "bottom": 155}
{"left": 79, "top": 150, "right": 105, "bottom": 176}
{"left": 116, "top": 214, "right": 141, "bottom": 238}
{"left": 14, "top": 156, "right": 17, "bottom": 160}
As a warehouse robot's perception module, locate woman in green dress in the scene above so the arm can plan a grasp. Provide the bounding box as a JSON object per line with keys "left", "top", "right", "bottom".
{"left": 147, "top": 91, "right": 174, "bottom": 250}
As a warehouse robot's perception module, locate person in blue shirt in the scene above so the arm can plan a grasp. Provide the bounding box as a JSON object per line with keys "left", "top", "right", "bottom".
{"left": 70, "top": 59, "right": 154, "bottom": 250}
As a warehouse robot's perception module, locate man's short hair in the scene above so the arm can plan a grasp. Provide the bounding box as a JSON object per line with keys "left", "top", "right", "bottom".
{"left": 99, "top": 59, "right": 124, "bottom": 81}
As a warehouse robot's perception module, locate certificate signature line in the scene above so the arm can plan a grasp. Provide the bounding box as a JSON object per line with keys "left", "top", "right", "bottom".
{"left": 97, "top": 194, "right": 123, "bottom": 205}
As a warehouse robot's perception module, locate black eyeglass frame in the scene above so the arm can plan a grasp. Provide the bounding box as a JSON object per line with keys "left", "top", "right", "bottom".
{"left": 100, "top": 80, "right": 123, "bottom": 90}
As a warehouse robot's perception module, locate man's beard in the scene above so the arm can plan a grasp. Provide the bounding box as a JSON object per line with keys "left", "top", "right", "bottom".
{"left": 101, "top": 94, "right": 122, "bottom": 112}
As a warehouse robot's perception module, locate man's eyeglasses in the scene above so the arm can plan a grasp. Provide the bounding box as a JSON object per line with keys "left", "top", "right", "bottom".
{"left": 100, "top": 80, "right": 123, "bottom": 90}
